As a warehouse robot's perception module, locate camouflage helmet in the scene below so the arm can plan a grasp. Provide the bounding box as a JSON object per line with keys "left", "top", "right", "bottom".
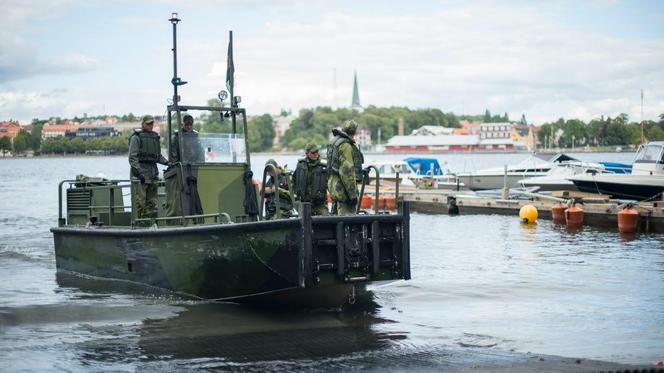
{"left": 342, "top": 120, "right": 358, "bottom": 135}
{"left": 266, "top": 158, "right": 278, "bottom": 167}
{"left": 305, "top": 143, "right": 319, "bottom": 153}
{"left": 141, "top": 115, "right": 155, "bottom": 125}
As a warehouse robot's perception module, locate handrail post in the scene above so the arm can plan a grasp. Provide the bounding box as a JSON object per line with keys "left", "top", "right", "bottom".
{"left": 260, "top": 164, "right": 280, "bottom": 220}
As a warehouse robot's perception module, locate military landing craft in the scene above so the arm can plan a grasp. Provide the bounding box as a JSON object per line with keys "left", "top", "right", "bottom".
{"left": 51, "top": 14, "right": 411, "bottom": 307}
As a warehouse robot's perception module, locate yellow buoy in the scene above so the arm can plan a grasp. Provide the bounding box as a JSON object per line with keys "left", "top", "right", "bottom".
{"left": 519, "top": 204, "right": 538, "bottom": 224}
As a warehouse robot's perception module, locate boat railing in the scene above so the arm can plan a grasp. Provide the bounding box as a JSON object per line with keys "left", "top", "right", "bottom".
{"left": 58, "top": 178, "right": 235, "bottom": 228}
{"left": 358, "top": 165, "right": 381, "bottom": 213}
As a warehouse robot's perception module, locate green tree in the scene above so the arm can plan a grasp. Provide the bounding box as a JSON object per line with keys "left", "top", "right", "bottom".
{"left": 30, "top": 123, "right": 43, "bottom": 151}
{"left": 483, "top": 109, "right": 491, "bottom": 123}
{"left": 247, "top": 114, "right": 275, "bottom": 152}
{"left": 199, "top": 99, "right": 231, "bottom": 133}
{"left": 288, "top": 137, "right": 308, "bottom": 151}
{"left": 13, "top": 130, "right": 30, "bottom": 154}
{"left": 0, "top": 137, "right": 11, "bottom": 156}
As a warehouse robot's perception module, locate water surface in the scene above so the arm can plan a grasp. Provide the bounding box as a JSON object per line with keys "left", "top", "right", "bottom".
{"left": 0, "top": 154, "right": 661, "bottom": 371}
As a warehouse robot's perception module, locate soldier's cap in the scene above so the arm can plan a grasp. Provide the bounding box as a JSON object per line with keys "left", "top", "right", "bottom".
{"left": 342, "top": 120, "right": 358, "bottom": 133}
{"left": 142, "top": 115, "right": 155, "bottom": 125}
{"left": 266, "top": 158, "right": 278, "bottom": 167}
{"left": 305, "top": 143, "right": 319, "bottom": 153}
{"left": 183, "top": 114, "right": 194, "bottom": 124}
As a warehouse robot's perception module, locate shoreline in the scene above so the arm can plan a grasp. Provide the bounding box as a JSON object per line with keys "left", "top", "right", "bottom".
{"left": 0, "top": 148, "right": 636, "bottom": 159}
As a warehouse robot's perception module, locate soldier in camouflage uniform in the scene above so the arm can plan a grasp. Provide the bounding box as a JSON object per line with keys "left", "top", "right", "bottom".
{"left": 264, "top": 159, "right": 294, "bottom": 220}
{"left": 129, "top": 115, "right": 170, "bottom": 219}
{"left": 327, "top": 120, "right": 364, "bottom": 215}
{"left": 170, "top": 114, "right": 204, "bottom": 164}
{"left": 293, "top": 143, "right": 328, "bottom": 216}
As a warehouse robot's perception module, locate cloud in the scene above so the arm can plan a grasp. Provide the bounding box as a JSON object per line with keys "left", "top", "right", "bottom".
{"left": 1, "top": 0, "right": 663, "bottom": 124}
{"left": 0, "top": 89, "right": 99, "bottom": 122}
{"left": 0, "top": 0, "right": 97, "bottom": 83}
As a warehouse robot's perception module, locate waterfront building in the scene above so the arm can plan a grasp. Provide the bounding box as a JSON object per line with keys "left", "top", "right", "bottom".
{"left": 42, "top": 123, "right": 81, "bottom": 139}
{"left": 0, "top": 121, "right": 21, "bottom": 143}
{"left": 356, "top": 124, "right": 372, "bottom": 150}
{"left": 273, "top": 114, "right": 295, "bottom": 147}
{"left": 65, "top": 126, "right": 120, "bottom": 139}
{"left": 480, "top": 122, "right": 512, "bottom": 140}
{"left": 385, "top": 135, "right": 479, "bottom": 153}
{"left": 411, "top": 125, "right": 455, "bottom": 136}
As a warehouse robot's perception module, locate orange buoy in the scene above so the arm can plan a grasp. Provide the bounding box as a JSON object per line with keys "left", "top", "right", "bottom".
{"left": 565, "top": 205, "right": 584, "bottom": 228}
{"left": 551, "top": 203, "right": 566, "bottom": 224}
{"left": 617, "top": 206, "right": 639, "bottom": 233}
{"left": 360, "top": 194, "right": 373, "bottom": 209}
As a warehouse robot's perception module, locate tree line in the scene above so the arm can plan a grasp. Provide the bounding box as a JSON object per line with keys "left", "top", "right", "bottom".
{"left": 537, "top": 114, "right": 664, "bottom": 149}
{"left": 2, "top": 106, "right": 663, "bottom": 157}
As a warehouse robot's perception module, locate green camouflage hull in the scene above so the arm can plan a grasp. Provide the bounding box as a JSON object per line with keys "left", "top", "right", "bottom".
{"left": 52, "top": 208, "right": 410, "bottom": 307}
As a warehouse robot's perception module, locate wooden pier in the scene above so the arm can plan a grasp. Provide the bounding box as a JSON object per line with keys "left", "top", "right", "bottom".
{"left": 367, "top": 186, "right": 664, "bottom": 233}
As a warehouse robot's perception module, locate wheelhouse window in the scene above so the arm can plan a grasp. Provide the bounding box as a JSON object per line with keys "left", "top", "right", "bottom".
{"left": 180, "top": 133, "right": 247, "bottom": 164}
{"left": 634, "top": 144, "right": 663, "bottom": 163}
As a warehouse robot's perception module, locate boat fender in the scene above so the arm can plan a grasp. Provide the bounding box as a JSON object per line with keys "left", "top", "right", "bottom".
{"left": 565, "top": 204, "right": 584, "bottom": 228}
{"left": 551, "top": 203, "right": 566, "bottom": 224}
{"left": 617, "top": 204, "right": 639, "bottom": 233}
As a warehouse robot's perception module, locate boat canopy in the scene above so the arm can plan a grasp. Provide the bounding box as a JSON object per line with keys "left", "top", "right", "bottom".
{"left": 599, "top": 162, "right": 632, "bottom": 174}
{"left": 404, "top": 157, "right": 444, "bottom": 176}
{"left": 634, "top": 142, "right": 664, "bottom": 164}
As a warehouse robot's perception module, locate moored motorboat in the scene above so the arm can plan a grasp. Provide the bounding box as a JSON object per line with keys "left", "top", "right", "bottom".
{"left": 518, "top": 159, "right": 606, "bottom": 192}
{"left": 568, "top": 141, "right": 664, "bottom": 201}
{"left": 456, "top": 153, "right": 564, "bottom": 191}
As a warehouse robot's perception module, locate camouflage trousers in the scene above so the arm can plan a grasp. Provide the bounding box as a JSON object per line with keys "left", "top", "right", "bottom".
{"left": 133, "top": 181, "right": 158, "bottom": 219}
{"left": 333, "top": 200, "right": 357, "bottom": 216}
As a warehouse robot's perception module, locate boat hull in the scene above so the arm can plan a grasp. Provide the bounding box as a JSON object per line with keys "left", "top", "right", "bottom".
{"left": 457, "top": 173, "right": 548, "bottom": 191}
{"left": 52, "top": 210, "right": 411, "bottom": 307}
{"left": 568, "top": 175, "right": 664, "bottom": 201}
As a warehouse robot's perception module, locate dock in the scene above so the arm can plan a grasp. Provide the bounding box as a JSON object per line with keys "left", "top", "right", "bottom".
{"left": 366, "top": 186, "right": 664, "bottom": 233}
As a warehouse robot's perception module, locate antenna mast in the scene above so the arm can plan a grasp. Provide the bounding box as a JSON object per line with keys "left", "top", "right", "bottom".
{"left": 169, "top": 13, "right": 187, "bottom": 126}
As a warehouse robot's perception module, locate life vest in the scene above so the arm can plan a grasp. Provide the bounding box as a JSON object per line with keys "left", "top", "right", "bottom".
{"left": 327, "top": 131, "right": 364, "bottom": 181}
{"left": 131, "top": 130, "right": 161, "bottom": 164}
{"left": 294, "top": 158, "right": 327, "bottom": 203}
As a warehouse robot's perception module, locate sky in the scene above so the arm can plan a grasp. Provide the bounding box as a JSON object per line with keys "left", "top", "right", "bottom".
{"left": 1, "top": 0, "right": 663, "bottom": 125}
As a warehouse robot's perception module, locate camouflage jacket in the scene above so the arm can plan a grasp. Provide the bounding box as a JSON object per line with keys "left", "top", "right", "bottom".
{"left": 327, "top": 131, "right": 362, "bottom": 202}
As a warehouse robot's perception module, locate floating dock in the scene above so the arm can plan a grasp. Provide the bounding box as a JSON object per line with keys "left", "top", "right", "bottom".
{"left": 366, "top": 186, "right": 664, "bottom": 233}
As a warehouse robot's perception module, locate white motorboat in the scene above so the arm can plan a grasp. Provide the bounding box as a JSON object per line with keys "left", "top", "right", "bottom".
{"left": 568, "top": 141, "right": 664, "bottom": 201}
{"left": 518, "top": 160, "right": 606, "bottom": 192}
{"left": 456, "top": 154, "right": 573, "bottom": 191}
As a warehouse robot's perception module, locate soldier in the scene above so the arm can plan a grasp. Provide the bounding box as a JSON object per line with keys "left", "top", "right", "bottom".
{"left": 292, "top": 143, "right": 328, "bottom": 216}
{"left": 264, "top": 159, "right": 293, "bottom": 220}
{"left": 170, "top": 114, "right": 204, "bottom": 164}
{"left": 327, "top": 120, "right": 364, "bottom": 215}
{"left": 129, "top": 115, "right": 169, "bottom": 219}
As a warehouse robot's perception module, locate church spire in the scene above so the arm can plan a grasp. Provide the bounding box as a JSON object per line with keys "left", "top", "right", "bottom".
{"left": 351, "top": 70, "right": 361, "bottom": 108}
